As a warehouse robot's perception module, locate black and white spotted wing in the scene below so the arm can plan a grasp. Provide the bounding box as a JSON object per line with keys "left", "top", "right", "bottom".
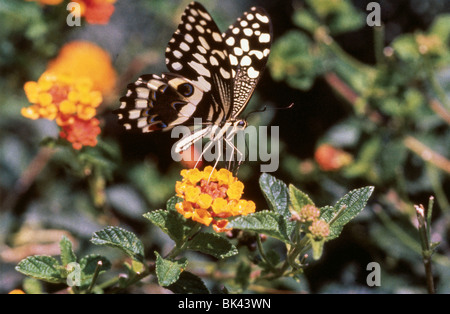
{"left": 165, "top": 1, "right": 233, "bottom": 125}
{"left": 223, "top": 7, "right": 272, "bottom": 118}
{"left": 115, "top": 2, "right": 272, "bottom": 148}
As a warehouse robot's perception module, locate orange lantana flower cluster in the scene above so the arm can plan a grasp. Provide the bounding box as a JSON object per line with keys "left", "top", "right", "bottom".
{"left": 175, "top": 167, "right": 256, "bottom": 232}
{"left": 22, "top": 41, "right": 117, "bottom": 150}
{"left": 22, "top": 72, "right": 102, "bottom": 150}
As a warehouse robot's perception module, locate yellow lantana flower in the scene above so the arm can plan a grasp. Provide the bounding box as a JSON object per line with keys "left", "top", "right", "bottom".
{"left": 175, "top": 167, "right": 256, "bottom": 232}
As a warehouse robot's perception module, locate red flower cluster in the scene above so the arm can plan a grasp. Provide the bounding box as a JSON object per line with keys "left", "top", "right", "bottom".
{"left": 314, "top": 144, "right": 353, "bottom": 171}
{"left": 72, "top": 0, "right": 117, "bottom": 25}
{"left": 28, "top": 0, "right": 117, "bottom": 25}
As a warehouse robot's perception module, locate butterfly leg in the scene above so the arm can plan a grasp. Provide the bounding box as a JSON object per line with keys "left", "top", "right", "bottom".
{"left": 224, "top": 136, "right": 244, "bottom": 172}
{"left": 194, "top": 139, "right": 215, "bottom": 169}
{"left": 208, "top": 139, "right": 223, "bottom": 181}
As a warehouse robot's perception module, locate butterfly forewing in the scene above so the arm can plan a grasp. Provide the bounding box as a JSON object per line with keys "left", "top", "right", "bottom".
{"left": 165, "top": 2, "right": 233, "bottom": 123}
{"left": 223, "top": 7, "right": 272, "bottom": 119}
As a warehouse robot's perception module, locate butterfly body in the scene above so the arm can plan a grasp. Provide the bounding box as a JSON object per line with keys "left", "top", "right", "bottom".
{"left": 116, "top": 2, "right": 272, "bottom": 166}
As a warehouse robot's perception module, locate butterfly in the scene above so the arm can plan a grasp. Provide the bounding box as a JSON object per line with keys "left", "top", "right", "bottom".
{"left": 115, "top": 1, "right": 272, "bottom": 170}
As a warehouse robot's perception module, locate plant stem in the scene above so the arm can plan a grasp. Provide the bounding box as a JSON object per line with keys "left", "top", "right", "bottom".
{"left": 87, "top": 261, "right": 103, "bottom": 294}
{"left": 373, "top": 25, "right": 385, "bottom": 66}
{"left": 415, "top": 201, "right": 436, "bottom": 294}
{"left": 426, "top": 164, "right": 450, "bottom": 215}
{"left": 324, "top": 72, "right": 360, "bottom": 105}
{"left": 165, "top": 224, "right": 202, "bottom": 259}
{"left": 322, "top": 33, "right": 374, "bottom": 75}
{"left": 96, "top": 262, "right": 155, "bottom": 293}
{"left": 403, "top": 136, "right": 450, "bottom": 174}
{"left": 429, "top": 98, "right": 450, "bottom": 125}
{"left": 256, "top": 235, "right": 276, "bottom": 270}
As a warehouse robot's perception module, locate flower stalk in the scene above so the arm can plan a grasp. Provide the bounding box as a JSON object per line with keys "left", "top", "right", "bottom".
{"left": 415, "top": 197, "right": 437, "bottom": 294}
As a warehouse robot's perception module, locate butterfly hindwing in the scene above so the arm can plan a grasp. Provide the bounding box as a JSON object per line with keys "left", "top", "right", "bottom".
{"left": 116, "top": 73, "right": 208, "bottom": 132}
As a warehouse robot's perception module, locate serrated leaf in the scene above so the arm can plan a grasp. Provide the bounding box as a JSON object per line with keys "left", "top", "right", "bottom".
{"left": 15, "top": 256, "right": 65, "bottom": 284}
{"left": 321, "top": 186, "right": 374, "bottom": 240}
{"left": 259, "top": 173, "right": 289, "bottom": 217}
{"left": 91, "top": 227, "right": 145, "bottom": 263}
{"left": 228, "top": 210, "right": 290, "bottom": 243}
{"left": 79, "top": 254, "right": 111, "bottom": 281}
{"left": 187, "top": 232, "right": 238, "bottom": 259}
{"left": 155, "top": 252, "right": 188, "bottom": 287}
{"left": 259, "top": 173, "right": 295, "bottom": 234}
{"left": 289, "top": 184, "right": 314, "bottom": 212}
{"left": 59, "top": 236, "right": 77, "bottom": 266}
{"left": 166, "top": 271, "right": 209, "bottom": 294}
{"left": 143, "top": 209, "right": 198, "bottom": 246}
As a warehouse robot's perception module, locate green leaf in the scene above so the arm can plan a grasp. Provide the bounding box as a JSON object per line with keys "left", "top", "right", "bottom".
{"left": 22, "top": 278, "right": 44, "bottom": 294}
{"left": 305, "top": 0, "right": 364, "bottom": 34}
{"left": 259, "top": 173, "right": 290, "bottom": 219}
{"left": 79, "top": 254, "right": 111, "bottom": 284}
{"left": 187, "top": 232, "right": 238, "bottom": 259}
{"left": 15, "top": 256, "right": 65, "bottom": 284}
{"left": 228, "top": 210, "right": 290, "bottom": 243}
{"left": 321, "top": 186, "right": 374, "bottom": 240}
{"left": 155, "top": 252, "right": 188, "bottom": 287}
{"left": 91, "top": 227, "right": 145, "bottom": 263}
{"left": 293, "top": 9, "right": 320, "bottom": 32}
{"left": 143, "top": 208, "right": 198, "bottom": 246}
{"left": 59, "top": 236, "right": 77, "bottom": 266}
{"left": 289, "top": 184, "right": 314, "bottom": 212}
{"left": 235, "top": 262, "right": 251, "bottom": 290}
{"left": 429, "top": 14, "right": 450, "bottom": 44}
{"left": 268, "top": 30, "right": 321, "bottom": 90}
{"left": 259, "top": 173, "right": 295, "bottom": 235}
{"left": 166, "top": 271, "right": 209, "bottom": 294}
{"left": 391, "top": 34, "right": 421, "bottom": 63}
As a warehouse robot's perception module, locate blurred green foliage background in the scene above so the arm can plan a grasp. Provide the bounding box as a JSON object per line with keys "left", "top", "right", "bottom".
{"left": 1, "top": 0, "right": 450, "bottom": 293}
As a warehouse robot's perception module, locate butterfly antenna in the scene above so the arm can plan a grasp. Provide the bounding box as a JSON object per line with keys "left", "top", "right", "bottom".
{"left": 245, "top": 102, "right": 295, "bottom": 120}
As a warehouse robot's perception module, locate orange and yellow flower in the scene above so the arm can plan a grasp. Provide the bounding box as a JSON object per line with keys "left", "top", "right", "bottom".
{"left": 22, "top": 72, "right": 102, "bottom": 150}
{"left": 175, "top": 167, "right": 256, "bottom": 232}
{"left": 21, "top": 41, "right": 115, "bottom": 150}
{"left": 22, "top": 72, "right": 102, "bottom": 123}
